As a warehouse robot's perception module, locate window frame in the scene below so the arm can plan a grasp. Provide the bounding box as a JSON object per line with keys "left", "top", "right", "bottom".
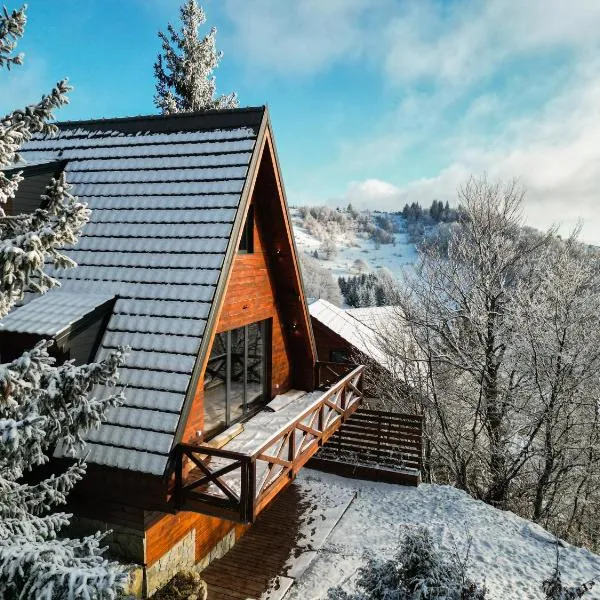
{"left": 330, "top": 349, "right": 350, "bottom": 364}
{"left": 204, "top": 318, "right": 272, "bottom": 437}
{"left": 238, "top": 205, "right": 254, "bottom": 254}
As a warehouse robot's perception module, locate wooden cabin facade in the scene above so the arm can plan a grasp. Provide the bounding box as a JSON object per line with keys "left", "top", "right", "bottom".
{"left": 308, "top": 300, "right": 396, "bottom": 396}
{"left": 1, "top": 108, "right": 364, "bottom": 597}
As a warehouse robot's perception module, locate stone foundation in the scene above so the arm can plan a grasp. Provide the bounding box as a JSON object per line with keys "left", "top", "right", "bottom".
{"left": 67, "top": 516, "right": 241, "bottom": 597}
{"left": 144, "top": 527, "right": 239, "bottom": 597}
{"left": 145, "top": 530, "right": 196, "bottom": 597}
{"left": 194, "top": 529, "right": 236, "bottom": 572}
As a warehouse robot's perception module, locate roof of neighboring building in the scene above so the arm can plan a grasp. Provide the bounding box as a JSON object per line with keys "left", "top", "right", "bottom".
{"left": 0, "top": 290, "right": 114, "bottom": 336}
{"left": 10, "top": 106, "right": 267, "bottom": 475}
{"left": 345, "top": 305, "right": 399, "bottom": 332}
{"left": 308, "top": 299, "right": 391, "bottom": 369}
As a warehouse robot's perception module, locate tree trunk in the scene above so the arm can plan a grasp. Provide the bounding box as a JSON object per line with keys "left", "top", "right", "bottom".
{"left": 482, "top": 304, "right": 509, "bottom": 507}
{"left": 533, "top": 420, "right": 554, "bottom": 522}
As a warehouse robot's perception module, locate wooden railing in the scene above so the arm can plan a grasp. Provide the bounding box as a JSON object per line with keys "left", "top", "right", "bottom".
{"left": 173, "top": 364, "right": 365, "bottom": 523}
{"left": 310, "top": 408, "right": 423, "bottom": 486}
{"left": 315, "top": 360, "right": 358, "bottom": 389}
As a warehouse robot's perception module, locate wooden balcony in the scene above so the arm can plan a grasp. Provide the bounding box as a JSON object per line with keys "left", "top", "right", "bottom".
{"left": 172, "top": 363, "right": 364, "bottom": 523}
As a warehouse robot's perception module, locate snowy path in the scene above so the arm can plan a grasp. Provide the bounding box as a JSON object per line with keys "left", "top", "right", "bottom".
{"left": 282, "top": 470, "right": 600, "bottom": 600}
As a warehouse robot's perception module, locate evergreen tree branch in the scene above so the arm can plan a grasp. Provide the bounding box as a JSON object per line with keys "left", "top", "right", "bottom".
{"left": 0, "top": 5, "right": 25, "bottom": 70}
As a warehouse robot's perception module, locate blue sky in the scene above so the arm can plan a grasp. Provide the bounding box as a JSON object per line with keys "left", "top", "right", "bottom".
{"left": 3, "top": 0, "right": 600, "bottom": 241}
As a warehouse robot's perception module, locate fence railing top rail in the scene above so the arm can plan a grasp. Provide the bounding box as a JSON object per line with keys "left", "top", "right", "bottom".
{"left": 353, "top": 408, "right": 423, "bottom": 422}
{"left": 250, "top": 364, "right": 364, "bottom": 459}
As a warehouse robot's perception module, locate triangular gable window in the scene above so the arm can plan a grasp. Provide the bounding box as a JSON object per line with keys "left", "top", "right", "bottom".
{"left": 238, "top": 205, "right": 254, "bottom": 254}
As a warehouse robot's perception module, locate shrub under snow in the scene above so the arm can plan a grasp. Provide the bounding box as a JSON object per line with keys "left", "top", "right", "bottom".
{"left": 327, "top": 526, "right": 487, "bottom": 600}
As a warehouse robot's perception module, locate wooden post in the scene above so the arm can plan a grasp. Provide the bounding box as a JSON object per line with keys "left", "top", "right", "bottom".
{"left": 248, "top": 459, "right": 257, "bottom": 522}
{"left": 226, "top": 331, "right": 232, "bottom": 427}
{"left": 289, "top": 428, "right": 296, "bottom": 474}
{"left": 315, "top": 362, "right": 321, "bottom": 389}
{"left": 376, "top": 412, "right": 382, "bottom": 463}
{"left": 174, "top": 446, "right": 183, "bottom": 508}
{"left": 318, "top": 403, "right": 324, "bottom": 433}
{"left": 241, "top": 458, "right": 256, "bottom": 523}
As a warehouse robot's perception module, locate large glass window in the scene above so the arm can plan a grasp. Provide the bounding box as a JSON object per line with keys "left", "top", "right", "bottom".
{"left": 204, "top": 319, "right": 270, "bottom": 436}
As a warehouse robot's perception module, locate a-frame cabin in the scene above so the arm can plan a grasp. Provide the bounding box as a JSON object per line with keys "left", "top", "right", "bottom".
{"left": 0, "top": 107, "right": 364, "bottom": 596}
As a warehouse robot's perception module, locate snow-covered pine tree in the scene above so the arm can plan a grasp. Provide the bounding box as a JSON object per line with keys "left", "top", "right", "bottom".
{"left": 0, "top": 6, "right": 128, "bottom": 598}
{"left": 154, "top": 0, "right": 238, "bottom": 114}
{"left": 327, "top": 527, "right": 486, "bottom": 600}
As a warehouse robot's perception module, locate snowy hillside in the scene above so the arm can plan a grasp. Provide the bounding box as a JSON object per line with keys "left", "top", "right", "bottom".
{"left": 284, "top": 470, "right": 600, "bottom": 600}
{"left": 290, "top": 207, "right": 420, "bottom": 282}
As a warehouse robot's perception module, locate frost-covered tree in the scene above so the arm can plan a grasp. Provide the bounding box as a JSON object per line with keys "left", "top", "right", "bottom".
{"left": 0, "top": 343, "right": 128, "bottom": 599}
{"left": 338, "top": 272, "right": 389, "bottom": 308}
{"left": 0, "top": 10, "right": 89, "bottom": 314}
{"left": 300, "top": 254, "right": 342, "bottom": 306}
{"left": 367, "top": 175, "right": 600, "bottom": 549}
{"left": 0, "top": 5, "right": 128, "bottom": 597}
{"left": 517, "top": 235, "right": 600, "bottom": 523}
{"left": 154, "top": 0, "right": 238, "bottom": 114}
{"left": 352, "top": 258, "right": 369, "bottom": 274}
{"left": 319, "top": 236, "right": 338, "bottom": 261}
{"left": 384, "top": 177, "right": 555, "bottom": 507}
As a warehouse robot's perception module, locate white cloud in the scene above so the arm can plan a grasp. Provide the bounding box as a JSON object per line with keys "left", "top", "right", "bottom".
{"left": 222, "top": 0, "right": 382, "bottom": 75}
{"left": 251, "top": 0, "right": 600, "bottom": 244}
{"left": 340, "top": 52, "right": 600, "bottom": 243}
{"left": 344, "top": 179, "right": 404, "bottom": 208}
{"left": 308, "top": 1, "right": 600, "bottom": 244}
{"left": 384, "top": 0, "right": 600, "bottom": 88}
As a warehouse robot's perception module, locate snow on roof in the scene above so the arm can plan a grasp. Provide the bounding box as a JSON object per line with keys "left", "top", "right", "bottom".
{"left": 345, "top": 305, "right": 399, "bottom": 332}
{"left": 308, "top": 299, "right": 391, "bottom": 369}
{"left": 18, "top": 107, "right": 266, "bottom": 476}
{"left": 1, "top": 158, "right": 64, "bottom": 171}
{"left": 0, "top": 290, "right": 114, "bottom": 336}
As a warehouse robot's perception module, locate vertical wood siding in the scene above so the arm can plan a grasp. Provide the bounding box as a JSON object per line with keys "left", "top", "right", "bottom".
{"left": 182, "top": 196, "right": 292, "bottom": 442}
{"left": 142, "top": 135, "right": 317, "bottom": 568}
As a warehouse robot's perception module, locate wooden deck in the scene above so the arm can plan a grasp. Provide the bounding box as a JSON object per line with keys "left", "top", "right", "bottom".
{"left": 173, "top": 364, "right": 365, "bottom": 523}
{"left": 201, "top": 483, "right": 308, "bottom": 600}
{"left": 309, "top": 408, "right": 423, "bottom": 487}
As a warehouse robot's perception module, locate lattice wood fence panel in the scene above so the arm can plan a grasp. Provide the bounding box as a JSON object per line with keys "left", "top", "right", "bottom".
{"left": 312, "top": 408, "right": 423, "bottom": 485}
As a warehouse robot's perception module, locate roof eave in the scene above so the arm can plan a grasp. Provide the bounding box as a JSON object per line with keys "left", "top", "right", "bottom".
{"left": 51, "top": 106, "right": 267, "bottom": 137}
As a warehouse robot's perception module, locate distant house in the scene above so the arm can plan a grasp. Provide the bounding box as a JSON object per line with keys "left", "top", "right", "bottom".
{"left": 309, "top": 299, "right": 414, "bottom": 406}
{"left": 0, "top": 107, "right": 365, "bottom": 596}
{"left": 309, "top": 299, "right": 393, "bottom": 368}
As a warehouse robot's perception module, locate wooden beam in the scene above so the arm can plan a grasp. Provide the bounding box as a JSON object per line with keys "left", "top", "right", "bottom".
{"left": 256, "top": 454, "right": 292, "bottom": 469}
{"left": 296, "top": 422, "right": 322, "bottom": 438}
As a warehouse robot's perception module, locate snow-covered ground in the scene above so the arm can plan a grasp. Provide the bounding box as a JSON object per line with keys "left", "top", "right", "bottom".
{"left": 290, "top": 208, "right": 419, "bottom": 281}
{"left": 284, "top": 470, "right": 600, "bottom": 600}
